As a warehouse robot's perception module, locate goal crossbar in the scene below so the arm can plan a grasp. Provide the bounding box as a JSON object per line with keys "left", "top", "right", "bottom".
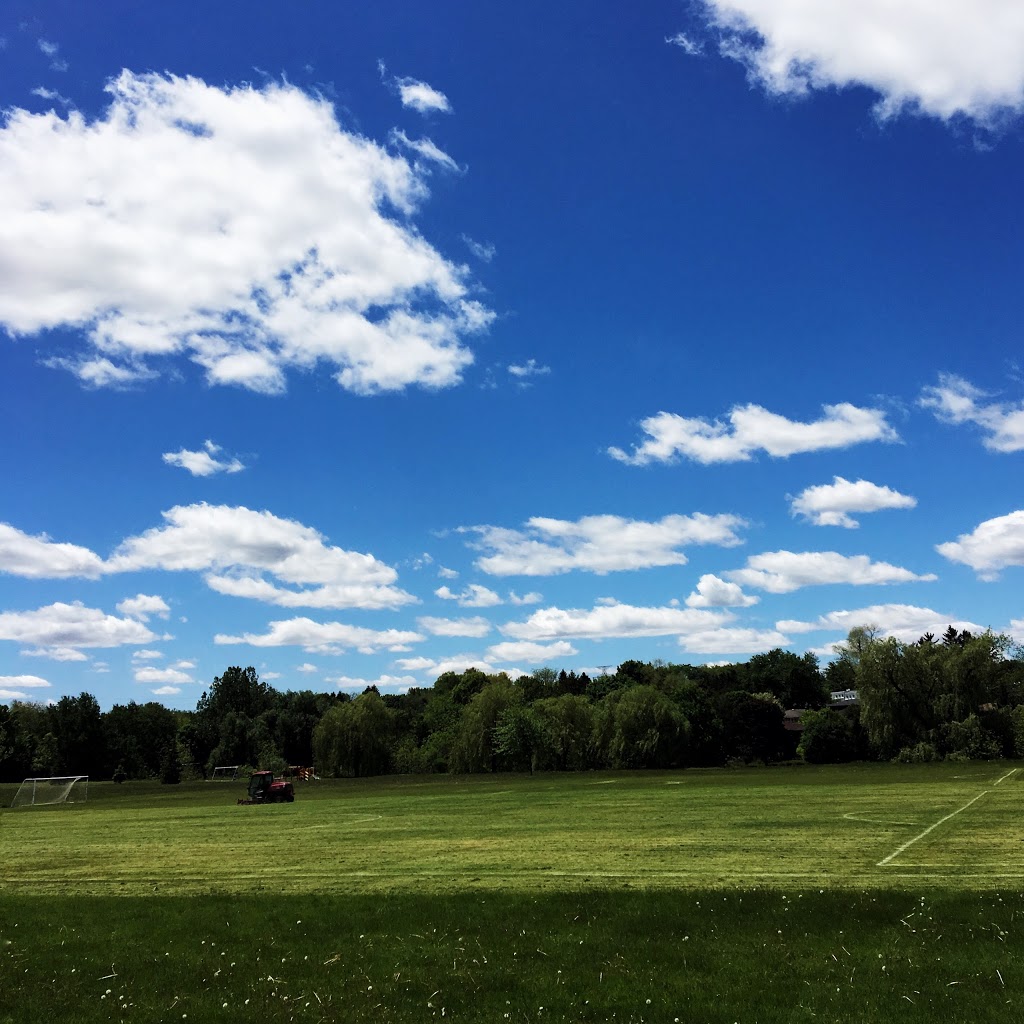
{"left": 11, "top": 775, "right": 89, "bottom": 807}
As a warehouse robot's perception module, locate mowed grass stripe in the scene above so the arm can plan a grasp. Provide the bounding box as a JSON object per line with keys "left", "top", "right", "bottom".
{"left": 1, "top": 762, "right": 1020, "bottom": 894}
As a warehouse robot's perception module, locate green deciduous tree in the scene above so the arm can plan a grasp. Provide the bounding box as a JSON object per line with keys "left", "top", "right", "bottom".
{"left": 312, "top": 689, "right": 395, "bottom": 777}
{"left": 797, "top": 708, "right": 861, "bottom": 764}
{"left": 448, "top": 678, "right": 519, "bottom": 773}
{"left": 493, "top": 705, "right": 549, "bottom": 774}
{"left": 596, "top": 685, "right": 688, "bottom": 769}
{"left": 747, "top": 649, "right": 828, "bottom": 709}
{"left": 533, "top": 694, "right": 595, "bottom": 771}
{"left": 718, "top": 691, "right": 785, "bottom": 763}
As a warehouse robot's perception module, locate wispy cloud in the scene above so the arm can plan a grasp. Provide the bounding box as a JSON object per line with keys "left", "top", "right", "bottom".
{"left": 666, "top": 32, "right": 703, "bottom": 56}
{"left": 920, "top": 374, "right": 1024, "bottom": 452}
{"left": 462, "top": 235, "right": 495, "bottom": 262}
{"left": 390, "top": 129, "right": 460, "bottom": 172}
{"left": 508, "top": 359, "right": 551, "bottom": 383}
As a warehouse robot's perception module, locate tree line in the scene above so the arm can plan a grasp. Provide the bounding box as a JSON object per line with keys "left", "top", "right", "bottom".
{"left": 2, "top": 626, "right": 1023, "bottom": 783}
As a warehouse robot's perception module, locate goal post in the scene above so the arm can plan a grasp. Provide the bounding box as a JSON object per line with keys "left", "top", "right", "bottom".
{"left": 11, "top": 776, "right": 88, "bottom": 807}
{"left": 209, "top": 765, "right": 239, "bottom": 781}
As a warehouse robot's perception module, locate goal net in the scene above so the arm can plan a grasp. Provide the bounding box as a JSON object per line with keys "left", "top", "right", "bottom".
{"left": 209, "top": 765, "right": 239, "bottom": 781}
{"left": 11, "top": 776, "right": 88, "bottom": 807}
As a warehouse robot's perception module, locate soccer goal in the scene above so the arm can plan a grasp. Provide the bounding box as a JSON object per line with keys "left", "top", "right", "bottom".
{"left": 11, "top": 776, "right": 89, "bottom": 807}
{"left": 209, "top": 765, "right": 239, "bottom": 781}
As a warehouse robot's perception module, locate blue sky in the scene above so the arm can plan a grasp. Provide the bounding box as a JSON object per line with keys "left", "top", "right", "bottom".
{"left": 2, "top": 1, "right": 1024, "bottom": 709}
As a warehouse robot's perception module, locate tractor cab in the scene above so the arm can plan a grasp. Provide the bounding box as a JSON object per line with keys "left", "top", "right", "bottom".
{"left": 247, "top": 771, "right": 274, "bottom": 802}
{"left": 239, "top": 770, "right": 295, "bottom": 804}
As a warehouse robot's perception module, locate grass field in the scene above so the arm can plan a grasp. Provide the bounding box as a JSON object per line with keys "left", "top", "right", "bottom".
{"left": 1, "top": 763, "right": 1022, "bottom": 1022}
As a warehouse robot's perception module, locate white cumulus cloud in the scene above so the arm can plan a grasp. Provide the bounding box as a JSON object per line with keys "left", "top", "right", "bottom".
{"left": 151, "top": 686, "right": 182, "bottom": 696}
{"left": 692, "top": 0, "right": 1024, "bottom": 124}
{"left": 778, "top": 603, "right": 984, "bottom": 642}
{"left": 417, "top": 616, "right": 493, "bottom": 638}
{"left": 678, "top": 627, "right": 790, "bottom": 655}
{"left": 727, "top": 551, "right": 937, "bottom": 593}
{"left": 936, "top": 510, "right": 1024, "bottom": 580}
{"left": 468, "top": 513, "right": 746, "bottom": 576}
{"left": 0, "top": 72, "right": 489, "bottom": 394}
{"left": 435, "top": 584, "right": 503, "bottom": 607}
{"left": 0, "top": 523, "right": 104, "bottom": 578}
{"left": 134, "top": 666, "right": 193, "bottom": 685}
{"left": 685, "top": 574, "right": 759, "bottom": 608}
{"left": 0, "top": 674, "right": 51, "bottom": 689}
{"left": 163, "top": 440, "right": 246, "bottom": 476}
{"left": 501, "top": 602, "right": 731, "bottom": 641}
{"left": 609, "top": 402, "right": 896, "bottom": 465}
{"left": 0, "top": 602, "right": 155, "bottom": 650}
{"left": 328, "top": 674, "right": 420, "bottom": 693}
{"left": 215, "top": 617, "right": 423, "bottom": 654}
{"left": 919, "top": 374, "right": 1024, "bottom": 453}
{"left": 393, "top": 653, "right": 526, "bottom": 680}
{"left": 21, "top": 646, "right": 88, "bottom": 662}
{"left": 790, "top": 476, "right": 917, "bottom": 528}
{"left": 117, "top": 594, "right": 170, "bottom": 621}
{"left": 486, "top": 640, "right": 578, "bottom": 664}
{"left": 108, "top": 503, "right": 414, "bottom": 610}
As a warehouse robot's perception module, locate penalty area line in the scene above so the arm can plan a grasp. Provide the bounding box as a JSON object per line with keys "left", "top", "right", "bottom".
{"left": 877, "top": 791, "right": 988, "bottom": 867}
{"left": 994, "top": 767, "right": 1019, "bottom": 785}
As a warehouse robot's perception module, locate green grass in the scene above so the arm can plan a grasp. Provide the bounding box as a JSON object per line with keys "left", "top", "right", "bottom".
{"left": 1, "top": 762, "right": 1021, "bottom": 894}
{"left": 0, "top": 763, "right": 1021, "bottom": 1021}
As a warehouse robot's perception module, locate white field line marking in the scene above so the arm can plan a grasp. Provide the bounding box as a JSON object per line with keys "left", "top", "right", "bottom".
{"left": 877, "top": 791, "right": 989, "bottom": 867}
{"left": 993, "top": 767, "right": 1019, "bottom": 785}
{"left": 843, "top": 812, "right": 919, "bottom": 825}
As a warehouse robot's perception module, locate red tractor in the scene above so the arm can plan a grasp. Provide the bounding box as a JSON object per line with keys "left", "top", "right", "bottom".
{"left": 237, "top": 770, "right": 295, "bottom": 805}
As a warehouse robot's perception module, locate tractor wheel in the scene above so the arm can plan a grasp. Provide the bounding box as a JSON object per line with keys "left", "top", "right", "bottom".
{"left": 286, "top": 792, "right": 294, "bottom": 802}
